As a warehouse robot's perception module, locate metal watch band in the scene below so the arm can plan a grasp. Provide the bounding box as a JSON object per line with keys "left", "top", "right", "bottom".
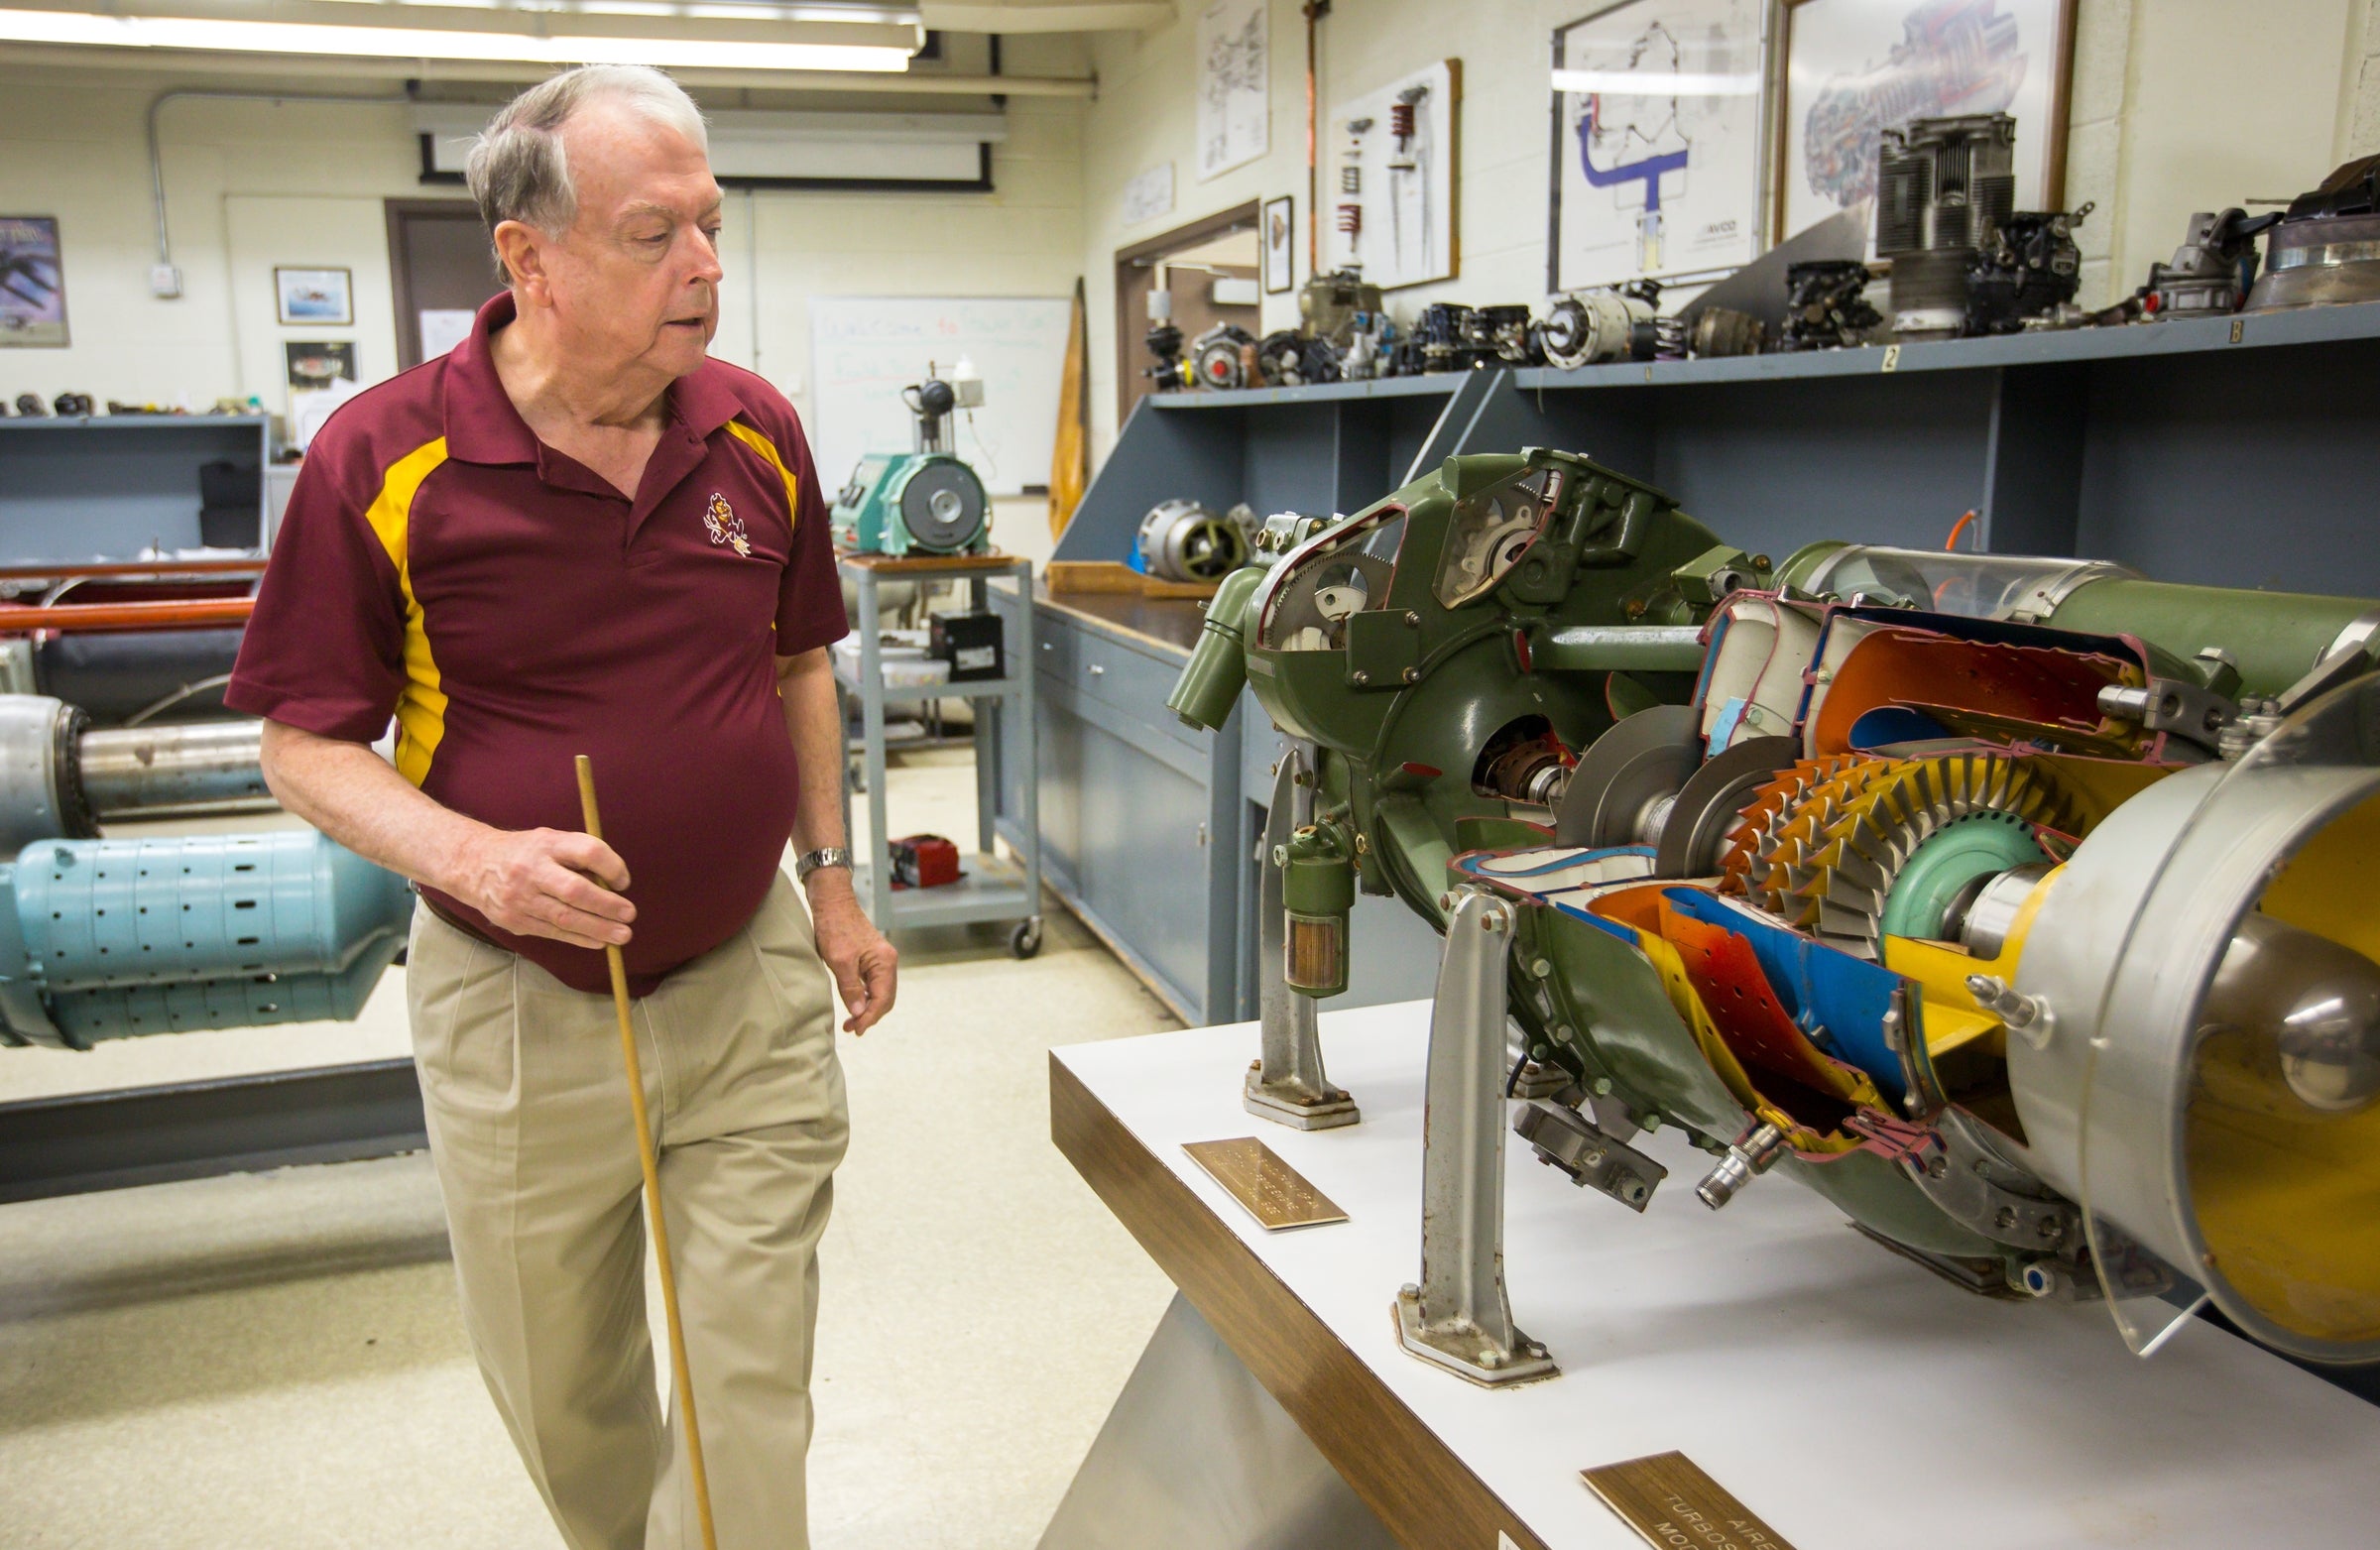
{"left": 795, "top": 846, "right": 853, "bottom": 883}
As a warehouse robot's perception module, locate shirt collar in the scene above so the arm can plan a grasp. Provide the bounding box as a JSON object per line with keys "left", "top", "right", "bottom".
{"left": 440, "top": 290, "right": 746, "bottom": 465}
{"left": 440, "top": 292, "right": 539, "bottom": 465}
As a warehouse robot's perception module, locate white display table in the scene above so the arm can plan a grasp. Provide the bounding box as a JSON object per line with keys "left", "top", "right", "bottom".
{"left": 1047, "top": 1001, "right": 2380, "bottom": 1550}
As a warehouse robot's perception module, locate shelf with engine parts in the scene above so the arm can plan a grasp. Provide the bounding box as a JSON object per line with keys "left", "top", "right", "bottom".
{"left": 1168, "top": 446, "right": 2380, "bottom": 1383}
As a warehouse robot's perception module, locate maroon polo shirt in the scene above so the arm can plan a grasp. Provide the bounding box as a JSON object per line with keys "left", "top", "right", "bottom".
{"left": 226, "top": 293, "right": 846, "bottom": 995}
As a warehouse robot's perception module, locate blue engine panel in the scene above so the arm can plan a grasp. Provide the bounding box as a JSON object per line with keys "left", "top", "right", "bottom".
{"left": 0, "top": 831, "right": 414, "bottom": 1048}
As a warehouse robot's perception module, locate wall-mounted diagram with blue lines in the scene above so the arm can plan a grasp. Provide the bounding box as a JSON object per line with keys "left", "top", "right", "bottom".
{"left": 1552, "top": 0, "right": 1766, "bottom": 293}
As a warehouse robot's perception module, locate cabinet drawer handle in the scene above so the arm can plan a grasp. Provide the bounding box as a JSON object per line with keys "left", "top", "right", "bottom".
{"left": 1088, "top": 663, "right": 1105, "bottom": 676}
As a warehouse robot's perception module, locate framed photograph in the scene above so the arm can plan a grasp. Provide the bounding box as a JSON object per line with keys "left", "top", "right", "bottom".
{"left": 285, "top": 340, "right": 357, "bottom": 389}
{"left": 1550, "top": 0, "right": 1770, "bottom": 294}
{"left": 1262, "top": 194, "right": 1295, "bottom": 294}
{"left": 1776, "top": 0, "right": 2078, "bottom": 246}
{"left": 1323, "top": 60, "right": 1462, "bottom": 291}
{"left": 275, "top": 266, "right": 354, "bottom": 326}
{"left": 0, "top": 216, "right": 67, "bottom": 347}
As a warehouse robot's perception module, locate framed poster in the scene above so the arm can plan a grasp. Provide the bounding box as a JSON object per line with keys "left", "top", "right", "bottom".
{"left": 1122, "top": 163, "right": 1177, "bottom": 228}
{"left": 1262, "top": 194, "right": 1295, "bottom": 294}
{"left": 0, "top": 216, "right": 67, "bottom": 347}
{"left": 1323, "top": 60, "right": 1462, "bottom": 291}
{"left": 275, "top": 266, "right": 354, "bottom": 326}
{"left": 1196, "top": 0, "right": 1269, "bottom": 180}
{"left": 1777, "top": 0, "right": 2077, "bottom": 246}
{"left": 1550, "top": 0, "right": 1770, "bottom": 293}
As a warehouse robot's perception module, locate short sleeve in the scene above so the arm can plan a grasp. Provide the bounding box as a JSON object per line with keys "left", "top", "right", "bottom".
{"left": 766, "top": 403, "right": 849, "bottom": 657}
{"left": 223, "top": 429, "right": 410, "bottom": 742}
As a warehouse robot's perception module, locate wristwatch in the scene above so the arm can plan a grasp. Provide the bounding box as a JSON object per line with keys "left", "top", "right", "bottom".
{"left": 795, "top": 846, "right": 853, "bottom": 884}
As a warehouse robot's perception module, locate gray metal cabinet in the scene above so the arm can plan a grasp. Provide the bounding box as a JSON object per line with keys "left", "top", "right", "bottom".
{"left": 990, "top": 586, "right": 1241, "bottom": 1022}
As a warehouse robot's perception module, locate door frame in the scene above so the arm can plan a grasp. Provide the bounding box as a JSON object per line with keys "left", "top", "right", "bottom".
{"left": 385, "top": 197, "right": 490, "bottom": 370}
{"left": 1114, "top": 200, "right": 1262, "bottom": 424}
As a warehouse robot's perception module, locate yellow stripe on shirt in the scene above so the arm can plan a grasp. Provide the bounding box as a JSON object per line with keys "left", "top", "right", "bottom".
{"left": 360, "top": 437, "right": 452, "bottom": 786}
{"left": 724, "top": 418, "right": 801, "bottom": 533}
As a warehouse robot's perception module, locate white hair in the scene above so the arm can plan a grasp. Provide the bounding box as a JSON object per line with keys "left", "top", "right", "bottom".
{"left": 464, "top": 65, "right": 709, "bottom": 276}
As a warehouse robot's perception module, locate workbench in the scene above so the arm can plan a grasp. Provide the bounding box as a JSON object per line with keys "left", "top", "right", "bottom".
{"left": 1044, "top": 1002, "right": 2380, "bottom": 1550}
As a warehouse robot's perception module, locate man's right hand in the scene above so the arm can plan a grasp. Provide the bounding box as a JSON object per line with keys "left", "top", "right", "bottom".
{"left": 447, "top": 826, "right": 636, "bottom": 950}
{"left": 257, "top": 723, "right": 637, "bottom": 953}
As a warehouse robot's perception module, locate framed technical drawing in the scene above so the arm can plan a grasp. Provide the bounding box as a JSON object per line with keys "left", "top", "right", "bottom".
{"left": 1196, "top": 0, "right": 1269, "bottom": 180}
{"left": 275, "top": 266, "right": 353, "bottom": 326}
{"left": 1776, "top": 0, "right": 2077, "bottom": 246}
{"left": 0, "top": 216, "right": 67, "bottom": 347}
{"left": 1262, "top": 194, "right": 1295, "bottom": 294}
{"left": 1550, "top": 0, "right": 1770, "bottom": 293}
{"left": 1323, "top": 60, "right": 1461, "bottom": 291}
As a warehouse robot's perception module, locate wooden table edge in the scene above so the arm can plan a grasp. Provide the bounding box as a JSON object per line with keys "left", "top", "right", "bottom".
{"left": 1049, "top": 1049, "right": 1552, "bottom": 1550}
{"left": 1027, "top": 585, "right": 1206, "bottom": 660}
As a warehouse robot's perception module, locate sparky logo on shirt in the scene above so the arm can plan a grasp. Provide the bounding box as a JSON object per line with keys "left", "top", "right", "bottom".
{"left": 702, "top": 492, "right": 752, "bottom": 557}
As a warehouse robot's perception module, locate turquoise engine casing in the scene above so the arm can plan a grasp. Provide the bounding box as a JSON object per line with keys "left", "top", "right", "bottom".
{"left": 0, "top": 831, "right": 416, "bottom": 1048}
{"left": 827, "top": 450, "right": 992, "bottom": 557}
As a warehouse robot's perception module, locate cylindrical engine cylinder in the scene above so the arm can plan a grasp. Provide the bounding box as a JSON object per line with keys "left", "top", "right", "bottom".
{"left": 78, "top": 720, "right": 269, "bottom": 816}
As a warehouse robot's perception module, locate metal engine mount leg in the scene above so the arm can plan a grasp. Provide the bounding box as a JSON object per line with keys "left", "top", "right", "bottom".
{"left": 1395, "top": 886, "right": 1559, "bottom": 1386}
{"left": 1244, "top": 745, "right": 1360, "bottom": 1131}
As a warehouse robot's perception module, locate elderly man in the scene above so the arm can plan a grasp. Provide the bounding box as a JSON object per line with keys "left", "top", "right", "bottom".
{"left": 226, "top": 64, "right": 892, "bottom": 1549}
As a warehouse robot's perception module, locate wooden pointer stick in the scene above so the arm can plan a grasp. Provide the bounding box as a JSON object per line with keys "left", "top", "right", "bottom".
{"left": 574, "top": 755, "right": 719, "bottom": 1550}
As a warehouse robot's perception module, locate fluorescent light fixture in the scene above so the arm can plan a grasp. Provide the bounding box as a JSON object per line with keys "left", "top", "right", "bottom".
{"left": 1551, "top": 68, "right": 1761, "bottom": 97}
{"left": 0, "top": 5, "right": 916, "bottom": 68}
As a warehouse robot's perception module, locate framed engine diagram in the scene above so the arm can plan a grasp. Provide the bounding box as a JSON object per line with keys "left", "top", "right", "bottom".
{"left": 1549, "top": 0, "right": 1771, "bottom": 294}
{"left": 1777, "top": 0, "right": 2077, "bottom": 246}
{"left": 1323, "top": 60, "right": 1461, "bottom": 291}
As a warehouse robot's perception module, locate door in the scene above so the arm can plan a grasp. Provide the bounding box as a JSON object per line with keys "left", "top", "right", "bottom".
{"left": 386, "top": 199, "right": 504, "bottom": 369}
{"left": 1114, "top": 203, "right": 1263, "bottom": 424}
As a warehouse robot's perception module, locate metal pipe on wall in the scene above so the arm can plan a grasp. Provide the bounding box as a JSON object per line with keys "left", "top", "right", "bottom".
{"left": 148, "top": 87, "right": 414, "bottom": 278}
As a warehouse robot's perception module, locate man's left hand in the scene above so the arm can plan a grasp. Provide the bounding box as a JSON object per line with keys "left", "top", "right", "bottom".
{"left": 807, "top": 875, "right": 897, "bottom": 1034}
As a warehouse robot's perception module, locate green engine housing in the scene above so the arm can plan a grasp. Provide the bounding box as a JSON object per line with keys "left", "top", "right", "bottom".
{"left": 828, "top": 451, "right": 993, "bottom": 558}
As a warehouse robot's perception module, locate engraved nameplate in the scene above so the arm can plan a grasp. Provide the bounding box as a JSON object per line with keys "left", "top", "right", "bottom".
{"left": 1581, "top": 1452, "right": 1798, "bottom": 1550}
{"left": 1182, "top": 1137, "right": 1349, "bottom": 1231}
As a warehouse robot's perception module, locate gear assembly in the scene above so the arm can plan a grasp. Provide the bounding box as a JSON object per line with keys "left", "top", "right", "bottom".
{"left": 1170, "top": 446, "right": 2380, "bottom": 1375}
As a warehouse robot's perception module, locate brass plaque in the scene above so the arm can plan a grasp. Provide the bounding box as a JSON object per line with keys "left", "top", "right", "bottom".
{"left": 1182, "top": 1137, "right": 1348, "bottom": 1231}
{"left": 1582, "top": 1452, "right": 1798, "bottom": 1550}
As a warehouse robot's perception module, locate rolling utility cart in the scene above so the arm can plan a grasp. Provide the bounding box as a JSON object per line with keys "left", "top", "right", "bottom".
{"left": 835, "top": 551, "right": 1044, "bottom": 958}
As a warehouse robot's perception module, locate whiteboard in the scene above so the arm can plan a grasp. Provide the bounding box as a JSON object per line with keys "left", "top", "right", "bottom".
{"left": 807, "top": 296, "right": 1072, "bottom": 499}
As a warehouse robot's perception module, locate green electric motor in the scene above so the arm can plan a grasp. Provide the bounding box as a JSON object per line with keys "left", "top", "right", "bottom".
{"left": 828, "top": 451, "right": 992, "bottom": 558}
{"left": 828, "top": 374, "right": 994, "bottom": 558}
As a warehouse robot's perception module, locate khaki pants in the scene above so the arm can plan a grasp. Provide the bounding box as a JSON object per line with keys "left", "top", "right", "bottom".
{"left": 407, "top": 872, "right": 848, "bottom": 1550}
